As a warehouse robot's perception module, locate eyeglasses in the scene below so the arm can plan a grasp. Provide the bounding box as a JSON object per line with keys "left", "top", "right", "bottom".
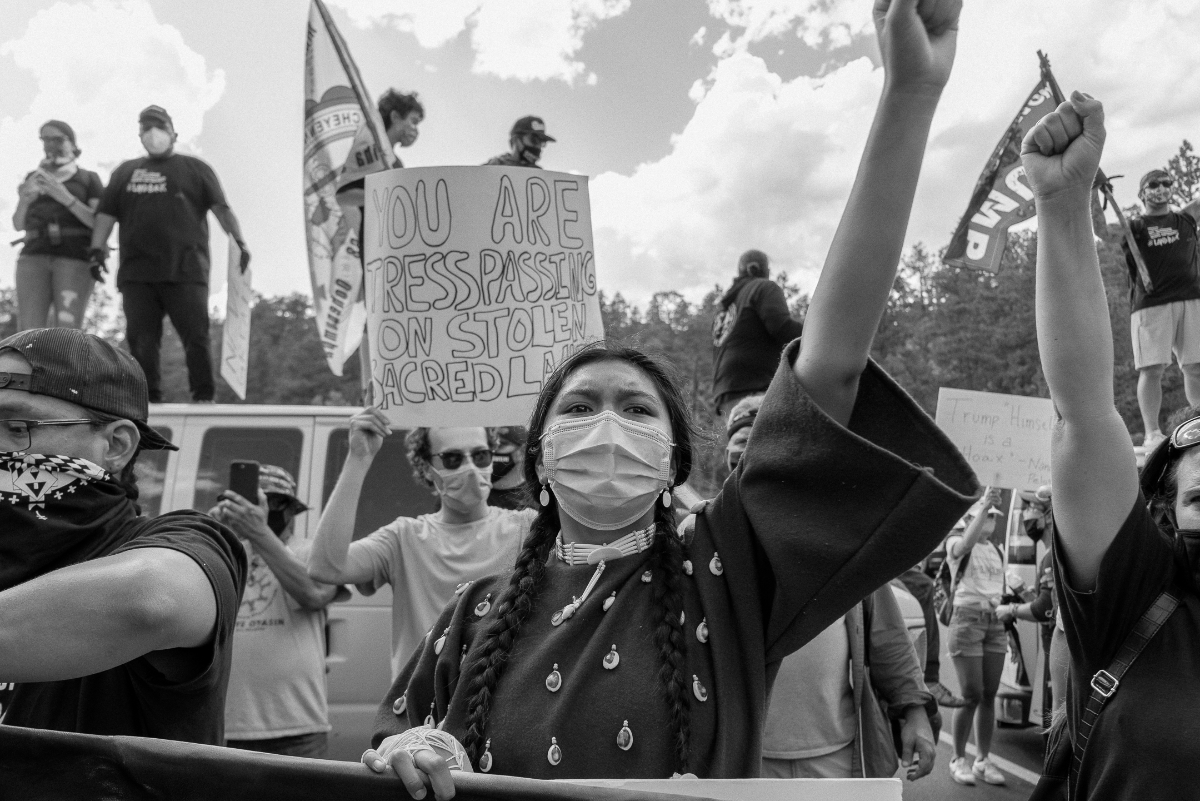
{"left": 1146, "top": 179, "right": 1174, "bottom": 189}
{"left": 1145, "top": 415, "right": 1200, "bottom": 493}
{"left": 431, "top": 448, "right": 493, "bottom": 470}
{"left": 0, "top": 418, "right": 96, "bottom": 452}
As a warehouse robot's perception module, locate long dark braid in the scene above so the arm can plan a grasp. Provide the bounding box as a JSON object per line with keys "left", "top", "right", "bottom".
{"left": 647, "top": 502, "right": 691, "bottom": 771}
{"left": 461, "top": 341, "right": 698, "bottom": 769}
{"left": 461, "top": 506, "right": 558, "bottom": 763}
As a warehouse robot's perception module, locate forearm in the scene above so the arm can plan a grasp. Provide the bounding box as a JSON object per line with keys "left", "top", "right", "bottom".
{"left": 65, "top": 197, "right": 95, "bottom": 228}
{"left": 253, "top": 536, "right": 340, "bottom": 610}
{"left": 0, "top": 551, "right": 203, "bottom": 681}
{"left": 795, "top": 91, "right": 941, "bottom": 425}
{"left": 90, "top": 213, "right": 116, "bottom": 251}
{"left": 212, "top": 205, "right": 245, "bottom": 244}
{"left": 1035, "top": 191, "right": 1116, "bottom": 419}
{"left": 309, "top": 457, "right": 371, "bottom": 583}
{"left": 12, "top": 196, "right": 32, "bottom": 230}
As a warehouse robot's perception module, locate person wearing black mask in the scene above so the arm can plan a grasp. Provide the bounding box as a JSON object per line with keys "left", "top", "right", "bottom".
{"left": 1026, "top": 90, "right": 1200, "bottom": 798}
{"left": 213, "top": 465, "right": 346, "bottom": 758}
{"left": 88, "top": 105, "right": 250, "bottom": 403}
{"left": 487, "top": 426, "right": 530, "bottom": 510}
{"left": 711, "top": 249, "right": 804, "bottom": 419}
{"left": 485, "top": 116, "right": 554, "bottom": 168}
{"left": 0, "top": 328, "right": 245, "bottom": 743}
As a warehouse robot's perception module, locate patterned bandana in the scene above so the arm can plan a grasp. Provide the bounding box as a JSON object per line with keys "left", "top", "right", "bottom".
{"left": 0, "top": 451, "right": 138, "bottom": 592}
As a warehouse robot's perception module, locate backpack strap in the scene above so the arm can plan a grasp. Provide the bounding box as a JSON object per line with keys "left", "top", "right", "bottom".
{"left": 1068, "top": 590, "right": 1179, "bottom": 798}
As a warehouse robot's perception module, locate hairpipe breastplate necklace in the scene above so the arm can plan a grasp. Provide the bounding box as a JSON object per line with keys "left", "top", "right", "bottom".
{"left": 550, "top": 523, "right": 655, "bottom": 626}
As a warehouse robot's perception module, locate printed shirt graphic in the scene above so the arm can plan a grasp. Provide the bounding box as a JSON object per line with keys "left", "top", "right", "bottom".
{"left": 1125, "top": 212, "right": 1200, "bottom": 312}
{"left": 224, "top": 539, "right": 336, "bottom": 740}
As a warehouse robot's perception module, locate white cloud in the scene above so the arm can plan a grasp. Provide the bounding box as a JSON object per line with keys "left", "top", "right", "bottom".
{"left": 0, "top": 0, "right": 226, "bottom": 280}
{"left": 591, "top": 0, "right": 1200, "bottom": 306}
{"left": 328, "top": 0, "right": 630, "bottom": 83}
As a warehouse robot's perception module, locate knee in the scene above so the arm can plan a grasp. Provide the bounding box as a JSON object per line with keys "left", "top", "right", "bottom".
{"left": 1141, "top": 365, "right": 1167, "bottom": 380}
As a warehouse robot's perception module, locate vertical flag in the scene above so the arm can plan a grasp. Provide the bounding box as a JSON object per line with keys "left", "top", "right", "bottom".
{"left": 302, "top": 0, "right": 394, "bottom": 376}
{"left": 943, "top": 53, "right": 1061, "bottom": 273}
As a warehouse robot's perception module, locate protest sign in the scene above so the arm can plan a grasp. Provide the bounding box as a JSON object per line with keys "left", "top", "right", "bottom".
{"left": 935, "top": 387, "right": 1054, "bottom": 490}
{"left": 363, "top": 166, "right": 604, "bottom": 427}
{"left": 220, "top": 238, "right": 252, "bottom": 399}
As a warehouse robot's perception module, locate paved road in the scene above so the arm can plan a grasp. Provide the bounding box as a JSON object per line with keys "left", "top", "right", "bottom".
{"left": 901, "top": 621, "right": 1043, "bottom": 800}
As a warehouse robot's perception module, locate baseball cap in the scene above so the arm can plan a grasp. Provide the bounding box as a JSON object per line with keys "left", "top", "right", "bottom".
{"left": 1140, "top": 169, "right": 1170, "bottom": 191}
{"left": 259, "top": 464, "right": 308, "bottom": 514}
{"left": 0, "top": 328, "right": 176, "bottom": 451}
{"left": 138, "top": 105, "right": 174, "bottom": 129}
{"left": 40, "top": 120, "right": 76, "bottom": 145}
{"left": 726, "top": 394, "right": 765, "bottom": 437}
{"left": 511, "top": 116, "right": 555, "bottom": 142}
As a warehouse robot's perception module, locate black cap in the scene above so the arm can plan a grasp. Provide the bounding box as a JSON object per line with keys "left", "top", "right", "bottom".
{"left": 511, "top": 116, "right": 555, "bottom": 142}
{"left": 0, "top": 329, "right": 176, "bottom": 451}
{"left": 139, "top": 105, "right": 173, "bottom": 129}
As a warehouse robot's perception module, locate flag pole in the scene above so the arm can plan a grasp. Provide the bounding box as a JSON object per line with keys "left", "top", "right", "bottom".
{"left": 312, "top": 0, "right": 387, "bottom": 404}
{"left": 1039, "top": 50, "right": 1154, "bottom": 293}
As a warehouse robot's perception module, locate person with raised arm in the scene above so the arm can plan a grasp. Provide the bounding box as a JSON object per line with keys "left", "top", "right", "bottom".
{"left": 354, "top": 3, "right": 975, "bottom": 797}
{"left": 1024, "top": 92, "right": 1200, "bottom": 798}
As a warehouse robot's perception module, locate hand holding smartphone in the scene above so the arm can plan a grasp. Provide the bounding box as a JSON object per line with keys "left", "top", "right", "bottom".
{"left": 228, "top": 460, "right": 260, "bottom": 503}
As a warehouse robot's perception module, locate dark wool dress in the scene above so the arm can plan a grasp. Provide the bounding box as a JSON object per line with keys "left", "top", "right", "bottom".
{"left": 373, "top": 342, "right": 979, "bottom": 778}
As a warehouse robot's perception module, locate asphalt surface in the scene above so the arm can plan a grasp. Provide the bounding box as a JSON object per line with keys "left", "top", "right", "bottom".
{"left": 901, "top": 621, "right": 1043, "bottom": 800}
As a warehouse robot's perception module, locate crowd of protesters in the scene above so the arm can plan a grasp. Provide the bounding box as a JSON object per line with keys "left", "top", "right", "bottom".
{"left": 6, "top": 0, "right": 1200, "bottom": 798}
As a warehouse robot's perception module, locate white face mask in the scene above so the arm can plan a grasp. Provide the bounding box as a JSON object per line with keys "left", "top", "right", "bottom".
{"left": 141, "top": 128, "right": 172, "bottom": 156}
{"left": 541, "top": 410, "right": 673, "bottom": 531}
{"left": 432, "top": 464, "right": 492, "bottom": 513}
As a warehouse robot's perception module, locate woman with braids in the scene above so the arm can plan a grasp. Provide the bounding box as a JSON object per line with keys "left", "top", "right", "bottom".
{"left": 363, "top": 1, "right": 976, "bottom": 796}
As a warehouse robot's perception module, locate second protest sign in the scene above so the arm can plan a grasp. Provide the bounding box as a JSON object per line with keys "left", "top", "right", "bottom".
{"left": 363, "top": 166, "right": 604, "bottom": 427}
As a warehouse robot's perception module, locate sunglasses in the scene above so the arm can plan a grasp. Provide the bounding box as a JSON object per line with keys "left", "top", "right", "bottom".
{"left": 431, "top": 448, "right": 493, "bottom": 470}
{"left": 1146, "top": 179, "right": 1174, "bottom": 190}
{"left": 1145, "top": 415, "right": 1200, "bottom": 493}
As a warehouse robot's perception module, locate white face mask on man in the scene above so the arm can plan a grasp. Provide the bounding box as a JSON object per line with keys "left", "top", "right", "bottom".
{"left": 141, "top": 127, "right": 173, "bottom": 157}
{"left": 431, "top": 464, "right": 492, "bottom": 513}
{"left": 540, "top": 410, "right": 673, "bottom": 530}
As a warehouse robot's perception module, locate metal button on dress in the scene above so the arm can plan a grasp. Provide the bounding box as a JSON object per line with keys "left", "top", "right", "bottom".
{"left": 692, "top": 675, "right": 708, "bottom": 702}
{"left": 641, "top": 569, "right": 652, "bottom": 583}
{"left": 546, "top": 663, "right": 562, "bottom": 692}
{"left": 603, "top": 644, "right": 620, "bottom": 670}
{"left": 696, "top": 617, "right": 709, "bottom": 644}
{"left": 547, "top": 738, "right": 562, "bottom": 766}
{"left": 434, "top": 627, "right": 449, "bottom": 654}
{"left": 475, "top": 593, "right": 492, "bottom": 617}
{"left": 617, "top": 721, "right": 633, "bottom": 751}
{"left": 603, "top": 591, "right": 616, "bottom": 611}
{"left": 709, "top": 552, "right": 723, "bottom": 576}
{"left": 479, "top": 739, "right": 493, "bottom": 773}
{"left": 392, "top": 694, "right": 406, "bottom": 716}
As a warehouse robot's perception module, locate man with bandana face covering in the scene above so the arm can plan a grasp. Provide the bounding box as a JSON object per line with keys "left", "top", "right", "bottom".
{"left": 485, "top": 116, "right": 555, "bottom": 168}
{"left": 0, "top": 327, "right": 245, "bottom": 744}
{"left": 309, "top": 410, "right": 533, "bottom": 678}
{"left": 89, "top": 105, "right": 250, "bottom": 403}
{"left": 1114, "top": 168, "right": 1200, "bottom": 448}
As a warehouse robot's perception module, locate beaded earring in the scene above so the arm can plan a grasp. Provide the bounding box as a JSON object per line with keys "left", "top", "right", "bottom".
{"left": 539, "top": 482, "right": 551, "bottom": 507}
{"left": 661, "top": 487, "right": 672, "bottom": 507}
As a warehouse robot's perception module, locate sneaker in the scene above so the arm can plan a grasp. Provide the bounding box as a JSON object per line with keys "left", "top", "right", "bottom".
{"left": 929, "top": 681, "right": 967, "bottom": 708}
{"left": 949, "top": 756, "right": 976, "bottom": 786}
{"left": 973, "top": 757, "right": 1006, "bottom": 786}
{"left": 1144, "top": 431, "right": 1166, "bottom": 449}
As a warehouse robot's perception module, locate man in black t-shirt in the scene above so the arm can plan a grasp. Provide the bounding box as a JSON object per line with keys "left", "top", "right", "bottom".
{"left": 711, "top": 249, "right": 804, "bottom": 417}
{"left": 0, "top": 328, "right": 245, "bottom": 744}
{"left": 1121, "top": 169, "right": 1200, "bottom": 446}
{"left": 90, "top": 105, "right": 250, "bottom": 402}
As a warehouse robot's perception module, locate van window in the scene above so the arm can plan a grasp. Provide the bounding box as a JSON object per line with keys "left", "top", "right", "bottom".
{"left": 194, "top": 427, "right": 303, "bottom": 512}
{"left": 134, "top": 426, "right": 172, "bottom": 517}
{"left": 323, "top": 430, "right": 436, "bottom": 540}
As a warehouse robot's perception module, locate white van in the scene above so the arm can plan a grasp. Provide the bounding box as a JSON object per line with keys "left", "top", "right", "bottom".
{"left": 144, "top": 403, "right": 928, "bottom": 761}
{"left": 144, "top": 403, "right": 434, "bottom": 761}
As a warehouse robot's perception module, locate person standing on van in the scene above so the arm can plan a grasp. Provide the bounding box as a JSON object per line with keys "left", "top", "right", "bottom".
{"left": 710, "top": 250, "right": 804, "bottom": 419}
{"left": 309, "top": 411, "right": 534, "bottom": 677}
{"left": 485, "top": 116, "right": 554, "bottom": 168}
{"left": 944, "top": 489, "right": 1008, "bottom": 787}
{"left": 89, "top": 105, "right": 250, "bottom": 403}
{"left": 214, "top": 465, "right": 346, "bottom": 758}
{"left": 11, "top": 121, "right": 104, "bottom": 331}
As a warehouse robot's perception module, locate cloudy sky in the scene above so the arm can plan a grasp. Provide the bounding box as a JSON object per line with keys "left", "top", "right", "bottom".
{"left": 2, "top": 0, "right": 1199, "bottom": 308}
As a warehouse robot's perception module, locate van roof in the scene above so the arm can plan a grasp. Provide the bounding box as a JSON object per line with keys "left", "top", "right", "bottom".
{"left": 148, "top": 402, "right": 360, "bottom": 417}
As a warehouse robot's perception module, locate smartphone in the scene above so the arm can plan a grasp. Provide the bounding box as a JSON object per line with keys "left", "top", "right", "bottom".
{"left": 228, "top": 460, "right": 260, "bottom": 502}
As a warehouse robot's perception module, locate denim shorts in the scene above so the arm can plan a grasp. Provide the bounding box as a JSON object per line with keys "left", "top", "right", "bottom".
{"left": 948, "top": 606, "right": 1007, "bottom": 658}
